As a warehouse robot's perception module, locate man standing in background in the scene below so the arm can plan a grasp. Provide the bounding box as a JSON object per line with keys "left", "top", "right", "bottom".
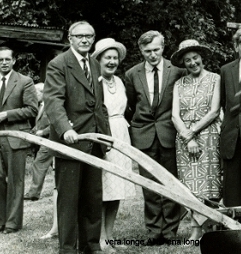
{"left": 24, "top": 82, "right": 53, "bottom": 201}
{"left": 0, "top": 46, "right": 38, "bottom": 234}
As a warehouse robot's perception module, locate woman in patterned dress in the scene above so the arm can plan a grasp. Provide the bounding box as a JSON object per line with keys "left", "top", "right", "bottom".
{"left": 92, "top": 38, "right": 136, "bottom": 252}
{"left": 170, "top": 39, "right": 222, "bottom": 240}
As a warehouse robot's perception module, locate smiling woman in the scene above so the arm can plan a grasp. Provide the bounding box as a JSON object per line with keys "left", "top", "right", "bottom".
{"left": 92, "top": 38, "right": 136, "bottom": 253}
{"left": 182, "top": 52, "right": 203, "bottom": 77}
{"left": 171, "top": 39, "right": 222, "bottom": 241}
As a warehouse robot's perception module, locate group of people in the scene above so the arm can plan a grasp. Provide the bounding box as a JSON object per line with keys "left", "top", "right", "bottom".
{"left": 0, "top": 19, "right": 241, "bottom": 254}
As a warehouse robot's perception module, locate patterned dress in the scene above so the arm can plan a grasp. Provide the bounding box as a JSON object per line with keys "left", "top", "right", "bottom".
{"left": 175, "top": 72, "right": 222, "bottom": 200}
{"left": 102, "top": 75, "right": 136, "bottom": 201}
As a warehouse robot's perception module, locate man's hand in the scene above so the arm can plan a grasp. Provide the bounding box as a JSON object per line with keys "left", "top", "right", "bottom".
{"left": 63, "top": 129, "right": 79, "bottom": 144}
{"left": 35, "top": 130, "right": 44, "bottom": 136}
{"left": 0, "top": 111, "right": 7, "bottom": 122}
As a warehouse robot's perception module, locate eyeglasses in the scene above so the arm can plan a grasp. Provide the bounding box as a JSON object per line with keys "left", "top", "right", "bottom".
{"left": 0, "top": 58, "right": 12, "bottom": 64}
{"left": 70, "top": 34, "right": 94, "bottom": 40}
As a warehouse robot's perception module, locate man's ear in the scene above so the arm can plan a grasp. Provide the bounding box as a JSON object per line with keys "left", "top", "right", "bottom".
{"left": 68, "top": 35, "right": 73, "bottom": 45}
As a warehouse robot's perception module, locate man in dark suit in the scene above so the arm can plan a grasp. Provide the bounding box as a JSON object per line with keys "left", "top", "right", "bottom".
{"left": 24, "top": 82, "right": 53, "bottom": 201}
{"left": 44, "top": 21, "right": 110, "bottom": 254}
{"left": 125, "top": 31, "right": 183, "bottom": 244}
{"left": 220, "top": 28, "right": 241, "bottom": 207}
{"left": 0, "top": 46, "right": 38, "bottom": 233}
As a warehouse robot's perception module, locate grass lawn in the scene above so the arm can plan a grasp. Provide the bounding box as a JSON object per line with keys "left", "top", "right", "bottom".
{"left": 0, "top": 158, "right": 202, "bottom": 254}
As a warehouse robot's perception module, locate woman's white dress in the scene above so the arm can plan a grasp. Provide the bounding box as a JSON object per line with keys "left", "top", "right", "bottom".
{"left": 102, "top": 75, "right": 136, "bottom": 201}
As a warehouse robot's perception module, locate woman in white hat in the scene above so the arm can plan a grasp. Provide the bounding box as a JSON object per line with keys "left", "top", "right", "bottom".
{"left": 92, "top": 38, "right": 136, "bottom": 252}
{"left": 171, "top": 39, "right": 222, "bottom": 240}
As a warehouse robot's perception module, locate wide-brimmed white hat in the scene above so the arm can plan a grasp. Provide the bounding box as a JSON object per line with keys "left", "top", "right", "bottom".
{"left": 171, "top": 39, "right": 212, "bottom": 68}
{"left": 92, "top": 38, "right": 126, "bottom": 62}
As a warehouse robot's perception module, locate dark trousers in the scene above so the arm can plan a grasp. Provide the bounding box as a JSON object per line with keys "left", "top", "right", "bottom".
{"left": 139, "top": 137, "right": 180, "bottom": 239}
{"left": 223, "top": 137, "right": 241, "bottom": 207}
{"left": 28, "top": 145, "right": 53, "bottom": 198}
{"left": 55, "top": 144, "right": 103, "bottom": 254}
{"left": 0, "top": 137, "right": 27, "bottom": 229}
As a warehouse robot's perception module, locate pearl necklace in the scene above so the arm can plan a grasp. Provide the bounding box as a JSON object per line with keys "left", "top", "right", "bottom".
{"left": 103, "top": 76, "right": 117, "bottom": 94}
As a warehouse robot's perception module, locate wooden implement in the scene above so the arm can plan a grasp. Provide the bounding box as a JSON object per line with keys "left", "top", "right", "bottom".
{"left": 0, "top": 130, "right": 240, "bottom": 232}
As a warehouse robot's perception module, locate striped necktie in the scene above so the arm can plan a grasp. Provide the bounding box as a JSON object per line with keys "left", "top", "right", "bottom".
{"left": 0, "top": 77, "right": 6, "bottom": 110}
{"left": 82, "top": 58, "right": 93, "bottom": 91}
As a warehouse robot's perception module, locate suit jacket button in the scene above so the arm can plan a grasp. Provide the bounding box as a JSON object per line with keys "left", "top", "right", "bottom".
{"left": 87, "top": 101, "right": 95, "bottom": 106}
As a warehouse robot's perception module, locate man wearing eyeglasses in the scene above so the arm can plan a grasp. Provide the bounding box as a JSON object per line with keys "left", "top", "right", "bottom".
{"left": 44, "top": 21, "right": 110, "bottom": 254}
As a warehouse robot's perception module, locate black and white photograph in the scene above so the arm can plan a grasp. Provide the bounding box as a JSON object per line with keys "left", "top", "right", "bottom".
{"left": 0, "top": 1, "right": 241, "bottom": 253}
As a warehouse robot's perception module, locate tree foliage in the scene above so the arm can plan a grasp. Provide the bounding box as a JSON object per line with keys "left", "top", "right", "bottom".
{"left": 0, "top": 0, "right": 240, "bottom": 77}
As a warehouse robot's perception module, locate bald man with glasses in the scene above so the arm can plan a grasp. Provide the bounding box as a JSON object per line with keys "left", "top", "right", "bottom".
{"left": 44, "top": 21, "right": 110, "bottom": 254}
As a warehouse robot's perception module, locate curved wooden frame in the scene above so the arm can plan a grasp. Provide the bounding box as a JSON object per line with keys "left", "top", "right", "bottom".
{"left": 0, "top": 130, "right": 240, "bottom": 230}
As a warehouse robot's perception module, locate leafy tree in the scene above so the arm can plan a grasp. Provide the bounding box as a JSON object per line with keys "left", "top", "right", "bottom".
{"left": 0, "top": 0, "right": 239, "bottom": 77}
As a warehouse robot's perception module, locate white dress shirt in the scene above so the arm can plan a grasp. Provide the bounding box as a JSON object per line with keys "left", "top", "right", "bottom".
{"left": 71, "top": 46, "right": 91, "bottom": 75}
{"left": 0, "top": 70, "right": 13, "bottom": 90}
{"left": 145, "top": 59, "right": 163, "bottom": 105}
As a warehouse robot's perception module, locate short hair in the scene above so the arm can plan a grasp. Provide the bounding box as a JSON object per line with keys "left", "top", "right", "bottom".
{"left": 233, "top": 29, "right": 241, "bottom": 47}
{"left": 0, "top": 46, "right": 15, "bottom": 58}
{"left": 68, "top": 21, "right": 95, "bottom": 36}
{"left": 138, "top": 30, "right": 164, "bottom": 49}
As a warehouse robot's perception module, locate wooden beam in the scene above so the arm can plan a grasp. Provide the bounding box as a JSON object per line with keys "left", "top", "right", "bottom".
{"left": 0, "top": 130, "right": 241, "bottom": 230}
{"left": 0, "top": 24, "right": 64, "bottom": 42}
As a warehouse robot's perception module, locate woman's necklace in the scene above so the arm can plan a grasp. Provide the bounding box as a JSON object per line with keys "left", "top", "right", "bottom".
{"left": 103, "top": 76, "right": 117, "bottom": 94}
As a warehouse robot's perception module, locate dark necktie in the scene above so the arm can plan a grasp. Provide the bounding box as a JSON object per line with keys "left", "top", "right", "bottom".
{"left": 82, "top": 58, "right": 93, "bottom": 91}
{"left": 152, "top": 66, "right": 159, "bottom": 112}
{"left": 0, "top": 77, "right": 6, "bottom": 111}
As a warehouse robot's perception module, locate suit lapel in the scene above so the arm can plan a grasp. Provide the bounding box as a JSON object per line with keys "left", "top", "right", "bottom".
{"left": 67, "top": 50, "right": 94, "bottom": 95}
{"left": 231, "top": 59, "right": 240, "bottom": 93}
{"left": 137, "top": 60, "right": 171, "bottom": 106}
{"left": 138, "top": 62, "right": 151, "bottom": 105}
{"left": 159, "top": 58, "right": 171, "bottom": 103}
{"left": 2, "top": 71, "right": 17, "bottom": 105}
{"left": 89, "top": 57, "right": 100, "bottom": 94}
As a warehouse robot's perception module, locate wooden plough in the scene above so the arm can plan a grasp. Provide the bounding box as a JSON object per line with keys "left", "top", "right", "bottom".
{"left": 0, "top": 131, "right": 240, "bottom": 253}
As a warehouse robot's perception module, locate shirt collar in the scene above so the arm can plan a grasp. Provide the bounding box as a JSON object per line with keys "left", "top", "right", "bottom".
{"left": 145, "top": 58, "right": 163, "bottom": 72}
{"left": 1, "top": 70, "right": 13, "bottom": 82}
{"left": 71, "top": 46, "right": 89, "bottom": 62}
